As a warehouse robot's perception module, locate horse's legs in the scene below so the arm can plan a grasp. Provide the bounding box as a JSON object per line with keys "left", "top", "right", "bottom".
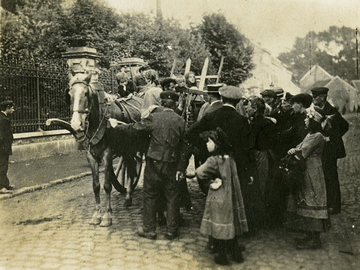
{"left": 100, "top": 148, "right": 113, "bottom": 227}
{"left": 124, "top": 155, "right": 137, "bottom": 207}
{"left": 87, "top": 151, "right": 102, "bottom": 225}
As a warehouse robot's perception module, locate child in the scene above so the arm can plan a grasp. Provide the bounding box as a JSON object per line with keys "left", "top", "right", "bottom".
{"left": 195, "top": 127, "right": 248, "bottom": 265}
{"left": 285, "top": 106, "right": 331, "bottom": 249}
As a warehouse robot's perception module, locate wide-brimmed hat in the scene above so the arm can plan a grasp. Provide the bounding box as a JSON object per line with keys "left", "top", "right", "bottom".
{"left": 273, "top": 87, "right": 284, "bottom": 98}
{"left": 205, "top": 84, "right": 223, "bottom": 94}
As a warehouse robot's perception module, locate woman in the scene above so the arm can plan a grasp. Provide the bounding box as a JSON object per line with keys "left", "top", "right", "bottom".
{"left": 196, "top": 127, "right": 248, "bottom": 265}
{"left": 285, "top": 106, "right": 330, "bottom": 249}
{"left": 184, "top": 71, "right": 197, "bottom": 88}
{"left": 115, "top": 72, "right": 131, "bottom": 97}
{"left": 279, "top": 93, "right": 313, "bottom": 158}
{"left": 244, "top": 96, "right": 276, "bottom": 229}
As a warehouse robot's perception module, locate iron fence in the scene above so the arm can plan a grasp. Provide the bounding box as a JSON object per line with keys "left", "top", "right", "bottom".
{"left": 0, "top": 57, "right": 115, "bottom": 133}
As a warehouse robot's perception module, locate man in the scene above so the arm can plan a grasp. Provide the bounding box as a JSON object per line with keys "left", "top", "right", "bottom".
{"left": 191, "top": 84, "right": 224, "bottom": 193}
{"left": 180, "top": 85, "right": 250, "bottom": 179}
{"left": 197, "top": 84, "right": 223, "bottom": 121}
{"left": 311, "top": 87, "right": 349, "bottom": 214}
{"left": 109, "top": 91, "right": 185, "bottom": 240}
{"left": 0, "top": 98, "right": 15, "bottom": 194}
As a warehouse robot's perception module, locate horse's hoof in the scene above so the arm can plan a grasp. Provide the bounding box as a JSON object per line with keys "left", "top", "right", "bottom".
{"left": 100, "top": 218, "right": 112, "bottom": 227}
{"left": 89, "top": 217, "right": 101, "bottom": 225}
{"left": 124, "top": 198, "right": 132, "bottom": 207}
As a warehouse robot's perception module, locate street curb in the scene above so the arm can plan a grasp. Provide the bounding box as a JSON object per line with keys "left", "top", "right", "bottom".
{"left": 0, "top": 171, "right": 93, "bottom": 201}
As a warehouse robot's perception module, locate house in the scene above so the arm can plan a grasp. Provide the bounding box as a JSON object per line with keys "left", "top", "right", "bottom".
{"left": 299, "top": 64, "right": 359, "bottom": 113}
{"left": 241, "top": 42, "right": 301, "bottom": 97}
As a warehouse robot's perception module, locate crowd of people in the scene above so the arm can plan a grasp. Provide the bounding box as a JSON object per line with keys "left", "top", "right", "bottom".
{"left": 110, "top": 66, "right": 349, "bottom": 265}
{"left": 1, "top": 65, "right": 349, "bottom": 266}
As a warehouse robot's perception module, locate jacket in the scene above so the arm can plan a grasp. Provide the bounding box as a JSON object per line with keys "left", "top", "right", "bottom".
{"left": 0, "top": 112, "right": 13, "bottom": 155}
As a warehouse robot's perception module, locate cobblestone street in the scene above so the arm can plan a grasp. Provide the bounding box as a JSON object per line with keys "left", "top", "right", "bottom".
{"left": 0, "top": 115, "right": 359, "bottom": 270}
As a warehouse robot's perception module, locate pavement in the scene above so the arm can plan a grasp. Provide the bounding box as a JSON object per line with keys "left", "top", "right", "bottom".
{"left": 1, "top": 151, "right": 92, "bottom": 198}
{"left": 0, "top": 114, "right": 359, "bottom": 269}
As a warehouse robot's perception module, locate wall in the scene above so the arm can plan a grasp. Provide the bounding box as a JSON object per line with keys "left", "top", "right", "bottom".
{"left": 12, "top": 130, "right": 79, "bottom": 162}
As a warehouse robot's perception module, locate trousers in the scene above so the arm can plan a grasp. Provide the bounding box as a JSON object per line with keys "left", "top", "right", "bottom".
{"left": 0, "top": 154, "right": 10, "bottom": 189}
{"left": 143, "top": 157, "right": 180, "bottom": 233}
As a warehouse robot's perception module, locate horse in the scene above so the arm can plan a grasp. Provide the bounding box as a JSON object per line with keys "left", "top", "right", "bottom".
{"left": 64, "top": 72, "right": 144, "bottom": 227}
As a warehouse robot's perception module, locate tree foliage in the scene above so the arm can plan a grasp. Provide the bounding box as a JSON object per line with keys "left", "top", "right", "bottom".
{"left": 196, "top": 13, "right": 254, "bottom": 85}
{"left": 1, "top": 1, "right": 253, "bottom": 79}
{"left": 278, "top": 26, "right": 359, "bottom": 83}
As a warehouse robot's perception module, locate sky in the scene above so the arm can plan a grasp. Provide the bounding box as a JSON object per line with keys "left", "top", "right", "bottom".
{"left": 106, "top": 0, "right": 359, "bottom": 57}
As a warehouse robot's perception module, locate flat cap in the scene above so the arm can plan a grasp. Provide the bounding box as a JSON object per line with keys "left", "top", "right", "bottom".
{"left": 160, "top": 90, "right": 179, "bottom": 102}
{"left": 260, "top": 89, "right": 277, "bottom": 98}
{"left": 219, "top": 85, "right": 242, "bottom": 100}
{"left": 311, "top": 87, "right": 329, "bottom": 96}
{"left": 291, "top": 93, "right": 313, "bottom": 108}
{"left": 205, "top": 83, "right": 223, "bottom": 94}
{"left": 273, "top": 87, "right": 284, "bottom": 98}
{"left": 0, "top": 100, "right": 14, "bottom": 107}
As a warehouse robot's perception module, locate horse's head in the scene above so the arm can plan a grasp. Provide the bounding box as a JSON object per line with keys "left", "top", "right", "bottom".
{"left": 68, "top": 73, "right": 93, "bottom": 132}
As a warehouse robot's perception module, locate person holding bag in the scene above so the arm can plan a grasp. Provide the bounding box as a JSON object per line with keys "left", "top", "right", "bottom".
{"left": 195, "top": 127, "right": 248, "bottom": 265}
{"left": 285, "top": 106, "right": 330, "bottom": 250}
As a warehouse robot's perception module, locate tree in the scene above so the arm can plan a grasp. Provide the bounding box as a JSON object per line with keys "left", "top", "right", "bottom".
{"left": 196, "top": 13, "right": 254, "bottom": 85}
{"left": 278, "top": 26, "right": 359, "bottom": 83}
{"left": 0, "top": 0, "right": 66, "bottom": 60}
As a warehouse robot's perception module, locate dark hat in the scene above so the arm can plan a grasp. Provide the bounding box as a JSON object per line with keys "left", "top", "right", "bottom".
{"left": 273, "top": 87, "right": 284, "bottom": 98}
{"left": 260, "top": 89, "right": 277, "bottom": 99}
{"left": 311, "top": 87, "right": 329, "bottom": 96}
{"left": 0, "top": 98, "right": 14, "bottom": 107}
{"left": 205, "top": 83, "right": 223, "bottom": 93}
{"left": 284, "top": 92, "right": 293, "bottom": 102}
{"left": 291, "top": 93, "right": 313, "bottom": 108}
{"left": 160, "top": 91, "right": 179, "bottom": 102}
{"left": 219, "top": 85, "right": 242, "bottom": 100}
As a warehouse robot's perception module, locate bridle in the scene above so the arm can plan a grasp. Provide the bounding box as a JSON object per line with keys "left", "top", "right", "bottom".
{"left": 69, "top": 81, "right": 98, "bottom": 147}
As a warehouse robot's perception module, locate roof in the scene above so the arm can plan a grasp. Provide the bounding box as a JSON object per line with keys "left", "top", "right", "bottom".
{"left": 299, "top": 64, "right": 333, "bottom": 86}
{"left": 352, "top": 80, "right": 360, "bottom": 91}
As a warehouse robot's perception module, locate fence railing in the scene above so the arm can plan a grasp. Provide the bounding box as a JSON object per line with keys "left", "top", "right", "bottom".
{"left": 0, "top": 57, "right": 116, "bottom": 133}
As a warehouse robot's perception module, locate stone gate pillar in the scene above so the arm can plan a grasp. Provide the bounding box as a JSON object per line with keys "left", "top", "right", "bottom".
{"left": 61, "top": 47, "right": 101, "bottom": 83}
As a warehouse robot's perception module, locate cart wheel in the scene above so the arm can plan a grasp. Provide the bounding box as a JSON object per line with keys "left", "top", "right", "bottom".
{"left": 111, "top": 154, "right": 143, "bottom": 193}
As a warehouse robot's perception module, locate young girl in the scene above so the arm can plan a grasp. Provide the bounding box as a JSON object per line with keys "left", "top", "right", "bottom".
{"left": 195, "top": 127, "right": 248, "bottom": 265}
{"left": 286, "top": 106, "right": 331, "bottom": 249}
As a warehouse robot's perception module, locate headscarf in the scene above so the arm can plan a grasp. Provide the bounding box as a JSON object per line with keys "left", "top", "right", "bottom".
{"left": 141, "top": 87, "right": 163, "bottom": 118}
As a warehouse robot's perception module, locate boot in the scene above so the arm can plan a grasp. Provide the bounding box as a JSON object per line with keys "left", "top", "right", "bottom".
{"left": 231, "top": 238, "right": 244, "bottom": 263}
{"left": 296, "top": 232, "right": 321, "bottom": 250}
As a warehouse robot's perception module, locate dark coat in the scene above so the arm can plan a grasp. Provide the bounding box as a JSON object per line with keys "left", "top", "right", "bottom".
{"left": 277, "top": 112, "right": 308, "bottom": 159}
{"left": 321, "top": 102, "right": 349, "bottom": 159}
{"left": 0, "top": 112, "right": 13, "bottom": 156}
{"left": 181, "top": 105, "right": 251, "bottom": 176}
{"left": 249, "top": 116, "right": 277, "bottom": 152}
{"left": 115, "top": 108, "right": 186, "bottom": 163}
